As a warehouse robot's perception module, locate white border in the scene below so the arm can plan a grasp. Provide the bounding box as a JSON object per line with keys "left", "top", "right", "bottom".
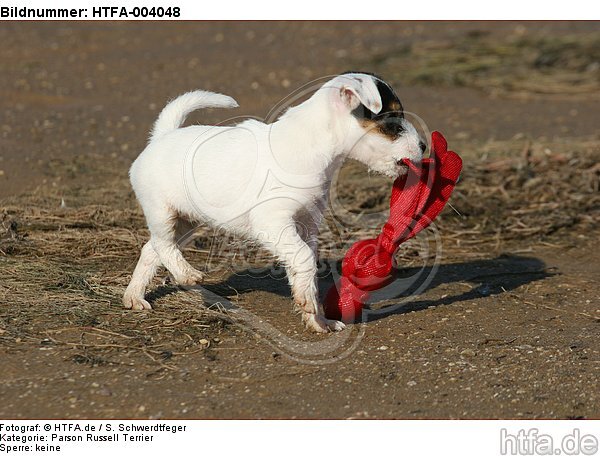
{"left": 1, "top": 420, "right": 599, "bottom": 456}
{"left": 1, "top": 0, "right": 599, "bottom": 20}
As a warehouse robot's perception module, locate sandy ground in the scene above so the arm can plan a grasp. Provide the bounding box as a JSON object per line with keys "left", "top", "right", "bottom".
{"left": 0, "top": 21, "right": 599, "bottom": 419}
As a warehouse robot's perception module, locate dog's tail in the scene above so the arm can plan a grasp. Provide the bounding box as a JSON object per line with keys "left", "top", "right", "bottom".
{"left": 150, "top": 90, "right": 238, "bottom": 141}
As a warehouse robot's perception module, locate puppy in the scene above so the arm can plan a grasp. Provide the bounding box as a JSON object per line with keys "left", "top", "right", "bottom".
{"left": 123, "top": 72, "right": 425, "bottom": 333}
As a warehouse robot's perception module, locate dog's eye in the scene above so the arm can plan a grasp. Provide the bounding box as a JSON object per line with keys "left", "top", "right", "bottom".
{"left": 378, "top": 117, "right": 404, "bottom": 138}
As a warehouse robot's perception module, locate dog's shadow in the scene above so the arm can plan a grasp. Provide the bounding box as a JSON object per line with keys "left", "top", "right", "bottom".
{"left": 197, "top": 254, "right": 554, "bottom": 322}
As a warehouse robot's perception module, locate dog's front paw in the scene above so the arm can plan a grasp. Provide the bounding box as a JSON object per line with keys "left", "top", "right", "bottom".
{"left": 302, "top": 313, "right": 346, "bottom": 333}
{"left": 175, "top": 268, "right": 205, "bottom": 286}
{"left": 123, "top": 294, "right": 152, "bottom": 310}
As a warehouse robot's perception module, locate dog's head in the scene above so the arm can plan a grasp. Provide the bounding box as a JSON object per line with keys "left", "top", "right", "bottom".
{"left": 323, "top": 72, "right": 425, "bottom": 178}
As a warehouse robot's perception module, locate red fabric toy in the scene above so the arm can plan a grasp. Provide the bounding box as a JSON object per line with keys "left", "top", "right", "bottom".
{"left": 323, "top": 131, "right": 463, "bottom": 323}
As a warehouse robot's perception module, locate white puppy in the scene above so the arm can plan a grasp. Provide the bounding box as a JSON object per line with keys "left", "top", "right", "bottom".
{"left": 123, "top": 72, "right": 425, "bottom": 333}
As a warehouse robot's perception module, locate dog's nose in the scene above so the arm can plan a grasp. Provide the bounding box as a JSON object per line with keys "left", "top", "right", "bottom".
{"left": 419, "top": 141, "right": 427, "bottom": 153}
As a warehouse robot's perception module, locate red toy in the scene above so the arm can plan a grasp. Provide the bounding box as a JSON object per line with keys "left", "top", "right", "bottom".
{"left": 323, "top": 131, "right": 463, "bottom": 323}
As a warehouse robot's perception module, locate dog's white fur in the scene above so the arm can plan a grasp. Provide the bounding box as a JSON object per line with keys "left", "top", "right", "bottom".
{"left": 124, "top": 73, "right": 423, "bottom": 333}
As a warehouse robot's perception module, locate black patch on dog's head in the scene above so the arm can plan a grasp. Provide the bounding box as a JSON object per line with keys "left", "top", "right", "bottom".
{"left": 342, "top": 71, "right": 405, "bottom": 140}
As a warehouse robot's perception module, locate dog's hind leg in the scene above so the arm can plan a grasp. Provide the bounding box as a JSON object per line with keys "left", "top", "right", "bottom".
{"left": 174, "top": 217, "right": 200, "bottom": 249}
{"left": 123, "top": 241, "right": 161, "bottom": 310}
{"left": 123, "top": 217, "right": 202, "bottom": 310}
{"left": 159, "top": 217, "right": 202, "bottom": 285}
{"left": 147, "top": 210, "right": 205, "bottom": 287}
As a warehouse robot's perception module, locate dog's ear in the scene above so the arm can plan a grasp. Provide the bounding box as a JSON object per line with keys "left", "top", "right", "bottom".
{"left": 336, "top": 74, "right": 382, "bottom": 115}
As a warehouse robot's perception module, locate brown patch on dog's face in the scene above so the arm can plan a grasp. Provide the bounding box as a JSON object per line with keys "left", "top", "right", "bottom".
{"left": 358, "top": 118, "right": 399, "bottom": 140}
{"left": 345, "top": 71, "right": 405, "bottom": 141}
{"left": 389, "top": 100, "right": 402, "bottom": 112}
